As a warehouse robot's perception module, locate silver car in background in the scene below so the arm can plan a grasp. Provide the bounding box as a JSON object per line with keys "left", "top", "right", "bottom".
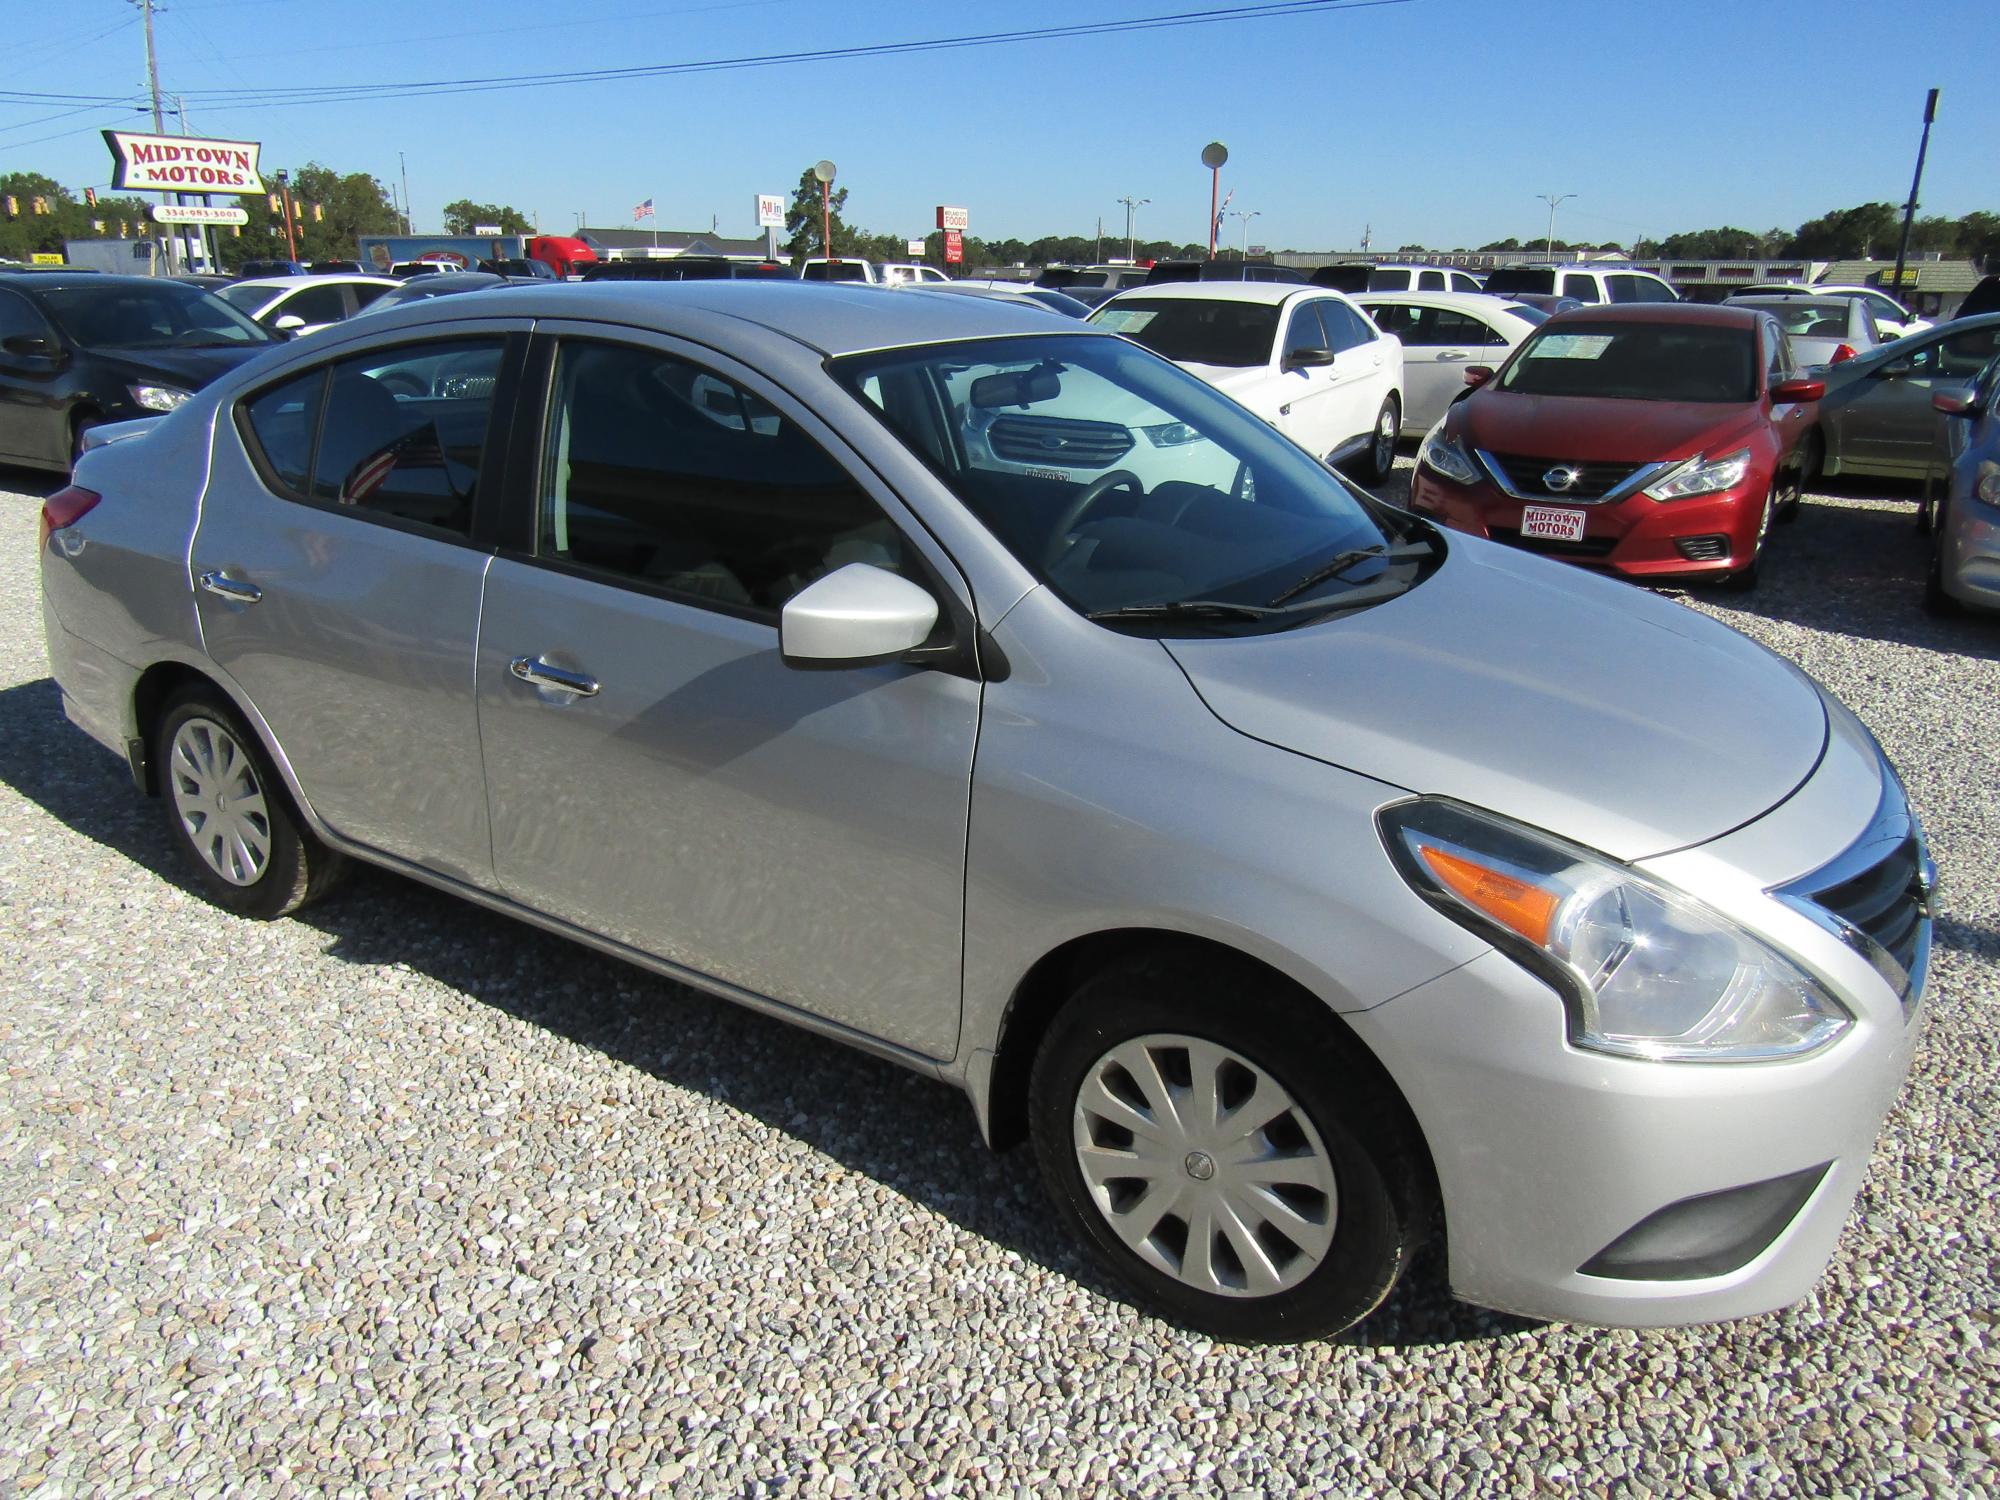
{"left": 41, "top": 282, "right": 1931, "bottom": 1342}
{"left": 1815, "top": 313, "right": 2000, "bottom": 480}
{"left": 1722, "top": 294, "right": 1881, "bottom": 369}
{"left": 1926, "top": 354, "right": 2000, "bottom": 613}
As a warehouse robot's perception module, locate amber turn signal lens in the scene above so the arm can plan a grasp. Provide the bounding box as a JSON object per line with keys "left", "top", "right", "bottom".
{"left": 1415, "top": 843, "right": 1560, "bottom": 947}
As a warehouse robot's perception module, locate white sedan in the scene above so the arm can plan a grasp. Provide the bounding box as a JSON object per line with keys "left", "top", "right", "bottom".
{"left": 1089, "top": 282, "right": 1404, "bottom": 482}
{"left": 1353, "top": 290, "right": 1546, "bottom": 433}
{"left": 214, "top": 274, "right": 400, "bottom": 338}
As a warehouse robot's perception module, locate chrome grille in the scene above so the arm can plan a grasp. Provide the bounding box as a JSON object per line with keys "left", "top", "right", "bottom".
{"left": 1482, "top": 452, "right": 1645, "bottom": 501}
{"left": 1802, "top": 835, "right": 1927, "bottom": 981}
{"left": 987, "top": 414, "right": 1134, "bottom": 469}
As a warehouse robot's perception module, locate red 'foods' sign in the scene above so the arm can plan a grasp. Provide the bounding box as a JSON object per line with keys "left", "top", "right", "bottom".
{"left": 103, "top": 131, "right": 266, "bottom": 195}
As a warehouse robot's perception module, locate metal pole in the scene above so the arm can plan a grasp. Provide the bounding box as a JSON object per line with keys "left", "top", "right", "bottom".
{"left": 1891, "top": 89, "right": 1940, "bottom": 305}
{"left": 821, "top": 179, "right": 832, "bottom": 260}
{"left": 1118, "top": 196, "right": 1148, "bottom": 262}
{"left": 1538, "top": 192, "right": 1575, "bottom": 263}
{"left": 399, "top": 152, "right": 412, "bottom": 234}
{"left": 1208, "top": 168, "right": 1220, "bottom": 259}
{"left": 137, "top": 0, "right": 177, "bottom": 274}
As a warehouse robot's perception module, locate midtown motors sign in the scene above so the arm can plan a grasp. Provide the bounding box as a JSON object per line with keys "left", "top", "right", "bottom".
{"left": 103, "top": 131, "right": 266, "bottom": 195}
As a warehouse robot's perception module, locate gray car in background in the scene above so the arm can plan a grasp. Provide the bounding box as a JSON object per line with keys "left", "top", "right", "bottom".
{"left": 41, "top": 282, "right": 1930, "bottom": 1342}
{"left": 1723, "top": 294, "right": 1881, "bottom": 369}
{"left": 1926, "top": 354, "right": 2000, "bottom": 613}
{"left": 1814, "top": 314, "right": 2000, "bottom": 480}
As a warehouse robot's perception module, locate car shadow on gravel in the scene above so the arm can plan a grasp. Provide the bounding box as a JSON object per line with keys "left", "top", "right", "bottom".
{"left": 0, "top": 465, "right": 65, "bottom": 501}
{"left": 0, "top": 673, "right": 1526, "bottom": 1352}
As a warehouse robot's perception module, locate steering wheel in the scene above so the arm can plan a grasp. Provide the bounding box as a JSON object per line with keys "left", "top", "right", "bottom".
{"left": 1042, "top": 469, "right": 1143, "bottom": 570}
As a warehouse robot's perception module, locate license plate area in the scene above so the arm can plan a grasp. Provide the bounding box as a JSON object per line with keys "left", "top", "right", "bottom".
{"left": 1520, "top": 504, "right": 1588, "bottom": 543}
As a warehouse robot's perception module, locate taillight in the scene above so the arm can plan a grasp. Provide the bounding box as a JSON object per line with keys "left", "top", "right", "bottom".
{"left": 1830, "top": 344, "right": 1857, "bottom": 364}
{"left": 39, "top": 485, "right": 101, "bottom": 549}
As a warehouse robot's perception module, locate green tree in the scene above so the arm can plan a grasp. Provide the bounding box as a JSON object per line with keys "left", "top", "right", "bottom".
{"left": 1788, "top": 202, "right": 1899, "bottom": 259}
{"left": 785, "top": 166, "right": 850, "bottom": 260}
{"left": 1655, "top": 226, "right": 1766, "bottom": 259}
{"left": 440, "top": 199, "right": 534, "bottom": 236}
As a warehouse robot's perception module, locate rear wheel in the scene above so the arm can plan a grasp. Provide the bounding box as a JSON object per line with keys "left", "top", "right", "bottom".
{"left": 155, "top": 690, "right": 344, "bottom": 919}
{"left": 1028, "top": 952, "right": 1428, "bottom": 1343}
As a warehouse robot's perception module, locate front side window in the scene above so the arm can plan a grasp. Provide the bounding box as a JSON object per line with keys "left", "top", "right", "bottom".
{"left": 1283, "top": 305, "right": 1331, "bottom": 359}
{"left": 267, "top": 283, "right": 347, "bottom": 329}
{"left": 1317, "top": 300, "right": 1376, "bottom": 354}
{"left": 1500, "top": 323, "right": 1757, "bottom": 403}
{"left": 538, "top": 341, "right": 905, "bottom": 616}
{"left": 0, "top": 288, "right": 52, "bottom": 341}
{"left": 832, "top": 334, "right": 1424, "bottom": 626}
{"left": 1091, "top": 298, "right": 1280, "bottom": 367}
{"left": 307, "top": 338, "right": 503, "bottom": 535}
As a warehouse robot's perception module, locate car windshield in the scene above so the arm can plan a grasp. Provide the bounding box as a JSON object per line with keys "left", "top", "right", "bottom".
{"left": 830, "top": 333, "right": 1428, "bottom": 626}
{"left": 1504, "top": 304, "right": 1552, "bottom": 325}
{"left": 36, "top": 281, "right": 272, "bottom": 349}
{"left": 1088, "top": 298, "right": 1279, "bottom": 367}
{"left": 354, "top": 274, "right": 505, "bottom": 314}
{"left": 804, "top": 262, "right": 869, "bottom": 282}
{"left": 1498, "top": 322, "right": 1756, "bottom": 402}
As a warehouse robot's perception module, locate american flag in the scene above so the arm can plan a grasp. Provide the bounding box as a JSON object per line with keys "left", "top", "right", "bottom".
{"left": 632, "top": 197, "right": 654, "bottom": 222}
{"left": 342, "top": 428, "right": 445, "bottom": 504}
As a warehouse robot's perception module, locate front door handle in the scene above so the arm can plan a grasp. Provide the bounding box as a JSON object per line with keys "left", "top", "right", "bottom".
{"left": 1436, "top": 350, "right": 1469, "bottom": 362}
{"left": 197, "top": 569, "right": 262, "bottom": 604}
{"left": 509, "top": 655, "right": 600, "bottom": 697}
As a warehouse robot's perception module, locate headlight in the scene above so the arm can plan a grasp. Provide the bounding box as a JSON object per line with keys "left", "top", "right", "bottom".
{"left": 1379, "top": 799, "right": 1851, "bottom": 1062}
{"left": 128, "top": 383, "right": 191, "bottom": 413}
{"left": 1140, "top": 420, "right": 1203, "bottom": 448}
{"left": 1645, "top": 447, "right": 1751, "bottom": 501}
{"left": 1415, "top": 424, "right": 1481, "bottom": 486}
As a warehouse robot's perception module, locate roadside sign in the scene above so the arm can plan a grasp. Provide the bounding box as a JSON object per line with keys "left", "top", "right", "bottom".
{"left": 756, "top": 194, "right": 785, "bottom": 228}
{"left": 473, "top": 223, "right": 502, "bottom": 235}
{"left": 29, "top": 252, "right": 62, "bottom": 265}
{"left": 907, "top": 239, "right": 925, "bottom": 257}
{"left": 943, "top": 230, "right": 963, "bottom": 264}
{"left": 936, "top": 205, "right": 968, "bottom": 231}
{"left": 150, "top": 204, "right": 249, "bottom": 226}
{"left": 103, "top": 130, "right": 264, "bottom": 195}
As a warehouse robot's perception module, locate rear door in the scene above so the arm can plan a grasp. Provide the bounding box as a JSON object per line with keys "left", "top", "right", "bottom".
{"left": 471, "top": 324, "right": 980, "bottom": 1059}
{"left": 193, "top": 320, "right": 525, "bottom": 883}
{"left": 1383, "top": 303, "right": 1509, "bottom": 431}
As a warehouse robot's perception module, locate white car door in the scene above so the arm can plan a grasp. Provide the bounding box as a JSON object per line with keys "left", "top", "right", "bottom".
{"left": 1272, "top": 300, "right": 1346, "bottom": 458}
{"left": 1380, "top": 303, "right": 1509, "bottom": 432}
{"left": 1314, "top": 298, "right": 1393, "bottom": 452}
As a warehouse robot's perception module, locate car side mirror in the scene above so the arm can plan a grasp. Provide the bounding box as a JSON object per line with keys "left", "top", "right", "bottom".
{"left": 1282, "top": 346, "right": 1335, "bottom": 370}
{"left": 272, "top": 314, "right": 307, "bottom": 335}
{"left": 1872, "top": 361, "right": 1910, "bottom": 379}
{"left": 1463, "top": 365, "right": 1495, "bottom": 389}
{"left": 780, "top": 563, "right": 939, "bottom": 670}
{"left": 1771, "top": 377, "right": 1825, "bottom": 403}
{"left": 1933, "top": 390, "right": 1975, "bottom": 417}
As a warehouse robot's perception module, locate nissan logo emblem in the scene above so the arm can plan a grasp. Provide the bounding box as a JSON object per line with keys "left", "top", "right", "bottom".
{"left": 1543, "top": 465, "right": 1582, "bottom": 493}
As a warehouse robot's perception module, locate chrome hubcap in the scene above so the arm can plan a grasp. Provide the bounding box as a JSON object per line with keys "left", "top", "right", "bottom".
{"left": 168, "top": 718, "right": 271, "bottom": 887}
{"left": 1072, "top": 1033, "right": 1337, "bottom": 1299}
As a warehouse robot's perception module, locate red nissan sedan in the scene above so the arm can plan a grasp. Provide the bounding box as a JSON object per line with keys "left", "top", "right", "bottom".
{"left": 1407, "top": 304, "right": 1823, "bottom": 589}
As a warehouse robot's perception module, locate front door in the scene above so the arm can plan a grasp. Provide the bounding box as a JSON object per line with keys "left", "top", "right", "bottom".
{"left": 1840, "top": 325, "right": 2000, "bottom": 475}
{"left": 473, "top": 329, "right": 979, "bottom": 1060}
{"left": 191, "top": 325, "right": 520, "bottom": 884}
{"left": 0, "top": 287, "right": 67, "bottom": 466}
{"left": 1274, "top": 302, "right": 1345, "bottom": 457}
{"left": 1314, "top": 298, "right": 1390, "bottom": 452}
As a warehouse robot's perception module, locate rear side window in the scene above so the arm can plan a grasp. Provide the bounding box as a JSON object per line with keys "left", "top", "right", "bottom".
{"left": 240, "top": 368, "right": 325, "bottom": 496}
{"left": 1367, "top": 269, "right": 1411, "bottom": 291}
{"left": 537, "top": 341, "right": 906, "bottom": 618}
{"left": 308, "top": 338, "right": 504, "bottom": 536}
{"left": 1365, "top": 304, "right": 1415, "bottom": 338}
{"left": 349, "top": 282, "right": 392, "bottom": 309}
{"left": 1418, "top": 271, "right": 1446, "bottom": 292}
{"left": 1560, "top": 274, "right": 1602, "bottom": 303}
{"left": 267, "top": 283, "right": 346, "bottom": 329}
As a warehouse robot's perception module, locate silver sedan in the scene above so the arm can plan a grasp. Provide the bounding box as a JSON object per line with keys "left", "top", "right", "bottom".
{"left": 41, "top": 281, "right": 1930, "bottom": 1341}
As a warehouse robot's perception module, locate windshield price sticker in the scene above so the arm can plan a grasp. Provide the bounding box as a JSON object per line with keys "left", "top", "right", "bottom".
{"left": 1521, "top": 505, "right": 1588, "bottom": 543}
{"left": 1095, "top": 309, "right": 1157, "bottom": 334}
{"left": 1532, "top": 334, "right": 1614, "bottom": 361}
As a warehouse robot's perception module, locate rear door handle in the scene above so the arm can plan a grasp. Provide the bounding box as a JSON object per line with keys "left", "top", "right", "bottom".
{"left": 509, "top": 655, "right": 600, "bottom": 697}
{"left": 197, "top": 570, "right": 262, "bottom": 604}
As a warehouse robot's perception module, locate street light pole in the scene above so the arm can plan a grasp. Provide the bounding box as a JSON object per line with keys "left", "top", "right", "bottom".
{"left": 1538, "top": 192, "right": 1576, "bottom": 263}
{"left": 1117, "top": 195, "right": 1150, "bottom": 261}
{"left": 1891, "top": 89, "right": 1941, "bottom": 302}
{"left": 1231, "top": 209, "right": 1261, "bottom": 258}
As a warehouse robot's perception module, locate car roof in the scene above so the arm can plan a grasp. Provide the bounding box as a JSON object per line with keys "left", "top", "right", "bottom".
{"left": 1099, "top": 281, "right": 1317, "bottom": 307}
{"left": 1354, "top": 290, "right": 1532, "bottom": 315}
{"left": 368, "top": 279, "right": 1121, "bottom": 356}
{"left": 230, "top": 274, "right": 399, "bottom": 292}
{"left": 1726, "top": 294, "right": 1849, "bottom": 308}
{"left": 0, "top": 272, "right": 198, "bottom": 293}
{"left": 1543, "top": 302, "right": 1760, "bottom": 328}
{"left": 1368, "top": 262, "right": 1478, "bottom": 273}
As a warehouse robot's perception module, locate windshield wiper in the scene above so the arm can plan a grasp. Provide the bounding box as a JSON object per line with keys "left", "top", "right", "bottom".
{"left": 1267, "top": 538, "right": 1435, "bottom": 607}
{"left": 1086, "top": 599, "right": 1286, "bottom": 624}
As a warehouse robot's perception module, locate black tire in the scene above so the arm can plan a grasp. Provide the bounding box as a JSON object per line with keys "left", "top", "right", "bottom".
{"left": 1719, "top": 482, "right": 1776, "bottom": 592}
{"left": 154, "top": 689, "right": 344, "bottom": 919}
{"left": 1353, "top": 396, "right": 1400, "bottom": 485}
{"left": 1776, "top": 435, "right": 1815, "bottom": 525}
{"left": 1028, "top": 951, "right": 1429, "bottom": 1343}
{"left": 70, "top": 412, "right": 102, "bottom": 470}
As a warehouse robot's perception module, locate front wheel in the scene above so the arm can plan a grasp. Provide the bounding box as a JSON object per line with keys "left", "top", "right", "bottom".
{"left": 1354, "top": 396, "right": 1400, "bottom": 484}
{"left": 1028, "top": 953, "right": 1428, "bottom": 1343}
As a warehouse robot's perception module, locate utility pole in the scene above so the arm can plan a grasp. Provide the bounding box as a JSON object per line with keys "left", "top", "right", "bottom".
{"left": 1891, "top": 89, "right": 1941, "bottom": 303}
{"left": 1538, "top": 192, "right": 1576, "bottom": 263}
{"left": 133, "top": 0, "right": 177, "bottom": 273}
{"left": 1361, "top": 223, "right": 1372, "bottom": 255}
{"left": 399, "top": 151, "right": 413, "bottom": 234}
{"left": 1095, "top": 216, "right": 1102, "bottom": 264}
{"left": 1117, "top": 195, "right": 1150, "bottom": 261}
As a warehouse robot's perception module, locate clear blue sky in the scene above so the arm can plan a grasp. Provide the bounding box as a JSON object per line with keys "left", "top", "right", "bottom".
{"left": 5, "top": 0, "right": 1994, "bottom": 252}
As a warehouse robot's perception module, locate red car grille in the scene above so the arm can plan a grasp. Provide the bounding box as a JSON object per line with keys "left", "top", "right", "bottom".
{"left": 1482, "top": 452, "right": 1646, "bottom": 501}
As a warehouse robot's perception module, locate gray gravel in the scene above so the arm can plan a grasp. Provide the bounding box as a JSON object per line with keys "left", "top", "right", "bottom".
{"left": 2, "top": 458, "right": 1996, "bottom": 1497}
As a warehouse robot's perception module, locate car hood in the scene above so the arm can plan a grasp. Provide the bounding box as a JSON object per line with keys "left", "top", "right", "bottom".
{"left": 93, "top": 343, "right": 274, "bottom": 391}
{"left": 1452, "top": 389, "right": 1761, "bottom": 462}
{"left": 1163, "top": 538, "right": 1827, "bottom": 861}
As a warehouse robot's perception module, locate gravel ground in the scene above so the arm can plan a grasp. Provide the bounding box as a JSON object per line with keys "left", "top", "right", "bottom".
{"left": 1, "top": 457, "right": 1996, "bottom": 1498}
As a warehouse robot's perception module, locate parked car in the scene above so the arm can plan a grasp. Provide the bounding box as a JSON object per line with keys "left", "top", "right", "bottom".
{"left": 1034, "top": 264, "right": 1152, "bottom": 307}
{"left": 0, "top": 270, "right": 276, "bottom": 470}
{"left": 309, "top": 260, "right": 364, "bottom": 275}
{"left": 1734, "top": 283, "right": 1929, "bottom": 341}
{"left": 235, "top": 258, "right": 306, "bottom": 279}
{"left": 1361, "top": 264, "right": 1487, "bottom": 294}
{"left": 1354, "top": 291, "right": 1545, "bottom": 433}
{"left": 39, "top": 280, "right": 1930, "bottom": 1342}
{"left": 390, "top": 260, "right": 464, "bottom": 278}
{"left": 901, "top": 282, "right": 1093, "bottom": 318}
{"left": 1142, "top": 259, "right": 1307, "bottom": 286}
{"left": 1091, "top": 281, "right": 1404, "bottom": 481}
{"left": 878, "top": 263, "right": 951, "bottom": 286}
{"left": 215, "top": 274, "right": 400, "bottom": 338}
{"left": 1721, "top": 295, "right": 1880, "bottom": 368}
{"left": 1812, "top": 314, "right": 2000, "bottom": 481}
{"left": 348, "top": 272, "right": 542, "bottom": 318}
{"left": 1925, "top": 354, "right": 2000, "bottom": 613}
{"left": 801, "top": 258, "right": 880, "bottom": 284}
{"left": 1481, "top": 265, "right": 1678, "bottom": 305}
{"left": 476, "top": 257, "right": 557, "bottom": 279}
{"left": 580, "top": 257, "right": 793, "bottom": 283}
{"left": 1408, "top": 303, "right": 1822, "bottom": 588}
{"left": 172, "top": 273, "right": 236, "bottom": 292}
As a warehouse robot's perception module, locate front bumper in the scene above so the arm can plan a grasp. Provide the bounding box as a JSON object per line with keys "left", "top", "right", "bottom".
{"left": 1348, "top": 727, "right": 1929, "bottom": 1327}
{"left": 1408, "top": 462, "right": 1767, "bottom": 582}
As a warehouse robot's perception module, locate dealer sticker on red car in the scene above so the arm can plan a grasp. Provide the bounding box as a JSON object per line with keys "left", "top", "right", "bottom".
{"left": 1520, "top": 505, "right": 1588, "bottom": 543}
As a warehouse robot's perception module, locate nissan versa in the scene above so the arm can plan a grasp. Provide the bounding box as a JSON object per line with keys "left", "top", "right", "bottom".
{"left": 39, "top": 283, "right": 1932, "bottom": 1342}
